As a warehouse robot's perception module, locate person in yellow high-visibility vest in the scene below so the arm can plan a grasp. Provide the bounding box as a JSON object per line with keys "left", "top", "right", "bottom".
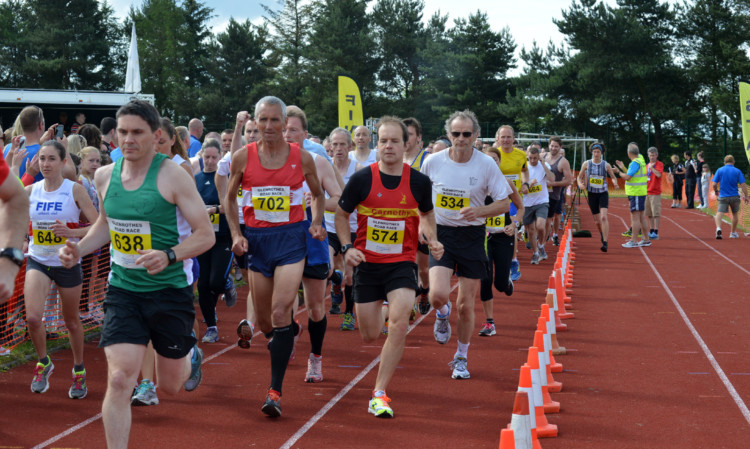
{"left": 613, "top": 142, "right": 651, "bottom": 248}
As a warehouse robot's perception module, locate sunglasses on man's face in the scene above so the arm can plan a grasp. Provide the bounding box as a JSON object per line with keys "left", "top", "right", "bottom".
{"left": 450, "top": 131, "right": 473, "bottom": 138}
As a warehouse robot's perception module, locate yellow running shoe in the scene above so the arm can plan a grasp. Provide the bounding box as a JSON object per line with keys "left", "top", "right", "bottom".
{"left": 368, "top": 394, "right": 393, "bottom": 418}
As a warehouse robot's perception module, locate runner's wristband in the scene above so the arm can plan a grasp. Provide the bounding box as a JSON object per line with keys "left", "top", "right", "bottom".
{"left": 163, "top": 248, "right": 177, "bottom": 265}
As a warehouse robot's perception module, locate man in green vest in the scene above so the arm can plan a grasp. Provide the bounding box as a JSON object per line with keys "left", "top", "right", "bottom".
{"left": 59, "top": 100, "right": 216, "bottom": 449}
{"left": 614, "top": 142, "right": 652, "bottom": 248}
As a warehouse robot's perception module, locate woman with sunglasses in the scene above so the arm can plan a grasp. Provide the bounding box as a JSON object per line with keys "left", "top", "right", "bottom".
{"left": 25, "top": 140, "right": 98, "bottom": 398}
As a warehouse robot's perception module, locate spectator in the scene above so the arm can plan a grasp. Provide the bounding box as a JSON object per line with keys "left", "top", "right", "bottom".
{"left": 67, "top": 134, "right": 87, "bottom": 158}
{"left": 700, "top": 163, "right": 711, "bottom": 209}
{"left": 683, "top": 151, "right": 698, "bottom": 209}
{"left": 70, "top": 112, "right": 86, "bottom": 134}
{"left": 613, "top": 142, "right": 651, "bottom": 248}
{"left": 667, "top": 154, "right": 685, "bottom": 208}
{"left": 645, "top": 147, "right": 664, "bottom": 239}
{"left": 712, "top": 155, "right": 749, "bottom": 239}
{"left": 77, "top": 124, "right": 102, "bottom": 154}
{"left": 696, "top": 151, "right": 706, "bottom": 208}
{"left": 187, "top": 118, "right": 204, "bottom": 157}
{"left": 100, "top": 117, "right": 118, "bottom": 154}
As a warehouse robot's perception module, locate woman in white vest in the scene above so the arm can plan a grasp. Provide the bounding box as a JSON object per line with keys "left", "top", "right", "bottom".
{"left": 25, "top": 140, "right": 98, "bottom": 398}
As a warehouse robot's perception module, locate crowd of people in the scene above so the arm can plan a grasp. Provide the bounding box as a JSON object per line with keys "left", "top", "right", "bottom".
{"left": 0, "top": 98, "right": 748, "bottom": 448}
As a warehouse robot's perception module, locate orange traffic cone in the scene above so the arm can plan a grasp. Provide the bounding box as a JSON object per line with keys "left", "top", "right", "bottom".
{"left": 536, "top": 317, "right": 563, "bottom": 375}
{"left": 524, "top": 362, "right": 558, "bottom": 438}
{"left": 517, "top": 365, "right": 544, "bottom": 449}
{"left": 534, "top": 330, "right": 562, "bottom": 392}
{"left": 545, "top": 275, "right": 568, "bottom": 332}
{"left": 527, "top": 346, "right": 560, "bottom": 414}
{"left": 540, "top": 304, "right": 565, "bottom": 355}
{"left": 506, "top": 391, "right": 532, "bottom": 449}
{"left": 499, "top": 428, "right": 518, "bottom": 449}
{"left": 554, "top": 270, "right": 574, "bottom": 318}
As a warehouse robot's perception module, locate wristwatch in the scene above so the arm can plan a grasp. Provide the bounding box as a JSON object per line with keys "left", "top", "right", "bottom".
{"left": 0, "top": 247, "right": 24, "bottom": 267}
{"left": 163, "top": 248, "right": 177, "bottom": 265}
{"left": 341, "top": 243, "right": 354, "bottom": 255}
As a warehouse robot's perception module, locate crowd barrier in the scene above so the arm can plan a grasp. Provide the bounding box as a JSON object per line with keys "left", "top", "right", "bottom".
{"left": 0, "top": 247, "right": 109, "bottom": 355}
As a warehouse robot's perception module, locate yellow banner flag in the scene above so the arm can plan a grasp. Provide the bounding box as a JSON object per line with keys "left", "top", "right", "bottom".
{"left": 739, "top": 81, "right": 750, "bottom": 164}
{"left": 338, "top": 75, "right": 363, "bottom": 133}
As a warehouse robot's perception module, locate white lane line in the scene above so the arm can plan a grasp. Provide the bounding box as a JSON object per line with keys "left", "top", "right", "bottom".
{"left": 30, "top": 304, "right": 311, "bottom": 448}
{"left": 31, "top": 413, "right": 103, "bottom": 449}
{"left": 611, "top": 213, "right": 750, "bottom": 425}
{"left": 662, "top": 215, "right": 750, "bottom": 276}
{"left": 279, "top": 282, "right": 459, "bottom": 449}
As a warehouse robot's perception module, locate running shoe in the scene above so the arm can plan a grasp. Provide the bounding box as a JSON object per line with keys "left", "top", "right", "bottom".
{"left": 236, "top": 319, "right": 254, "bottom": 349}
{"left": 478, "top": 322, "right": 496, "bottom": 337}
{"left": 184, "top": 346, "right": 204, "bottom": 392}
{"left": 68, "top": 368, "right": 87, "bottom": 399}
{"left": 601, "top": 241, "right": 608, "bottom": 253}
{"left": 621, "top": 228, "right": 632, "bottom": 237}
{"left": 262, "top": 389, "right": 282, "bottom": 417}
{"left": 368, "top": 394, "right": 393, "bottom": 418}
{"left": 552, "top": 235, "right": 560, "bottom": 246}
{"left": 290, "top": 320, "right": 302, "bottom": 362}
{"left": 510, "top": 260, "right": 521, "bottom": 281}
{"left": 340, "top": 312, "right": 355, "bottom": 331}
{"left": 730, "top": 232, "right": 739, "bottom": 239}
{"left": 650, "top": 232, "right": 660, "bottom": 240}
{"left": 305, "top": 353, "right": 323, "bottom": 383}
{"left": 223, "top": 278, "right": 237, "bottom": 308}
{"left": 202, "top": 327, "right": 219, "bottom": 343}
{"left": 31, "top": 360, "right": 54, "bottom": 393}
{"left": 639, "top": 240, "right": 652, "bottom": 247}
{"left": 381, "top": 319, "right": 389, "bottom": 335}
{"left": 330, "top": 270, "right": 343, "bottom": 313}
{"left": 450, "top": 356, "right": 471, "bottom": 379}
{"left": 504, "top": 278, "right": 514, "bottom": 296}
{"left": 409, "top": 304, "right": 417, "bottom": 323}
{"left": 131, "top": 380, "right": 159, "bottom": 406}
{"left": 716, "top": 229, "right": 722, "bottom": 239}
{"left": 329, "top": 302, "right": 341, "bottom": 315}
{"left": 434, "top": 303, "right": 451, "bottom": 344}
{"left": 530, "top": 253, "right": 540, "bottom": 265}
{"left": 539, "top": 246, "right": 548, "bottom": 260}
{"left": 417, "top": 287, "right": 430, "bottom": 315}
{"left": 621, "top": 240, "right": 640, "bottom": 248}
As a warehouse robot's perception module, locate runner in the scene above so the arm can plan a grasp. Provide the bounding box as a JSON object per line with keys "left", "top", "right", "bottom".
{"left": 577, "top": 142, "right": 617, "bottom": 252}
{"left": 422, "top": 110, "right": 511, "bottom": 380}
{"left": 521, "top": 147, "right": 555, "bottom": 264}
{"left": 350, "top": 125, "right": 378, "bottom": 170}
{"left": 335, "top": 116, "right": 443, "bottom": 417}
{"left": 0, "top": 136, "right": 28, "bottom": 304}
{"left": 478, "top": 147, "right": 524, "bottom": 336}
{"left": 544, "top": 137, "right": 572, "bottom": 246}
{"left": 325, "top": 127, "right": 359, "bottom": 330}
{"left": 59, "top": 100, "right": 214, "bottom": 448}
{"left": 711, "top": 155, "right": 749, "bottom": 239}
{"left": 224, "top": 96, "right": 326, "bottom": 417}
{"left": 402, "top": 117, "right": 431, "bottom": 317}
{"left": 494, "top": 125, "right": 527, "bottom": 281}
{"left": 283, "top": 105, "right": 342, "bottom": 383}
{"left": 195, "top": 140, "right": 236, "bottom": 344}
{"left": 25, "top": 140, "right": 98, "bottom": 398}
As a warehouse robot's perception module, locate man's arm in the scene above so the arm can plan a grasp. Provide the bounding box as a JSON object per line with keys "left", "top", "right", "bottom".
{"left": 315, "top": 156, "right": 342, "bottom": 212}
{"left": 418, "top": 210, "right": 444, "bottom": 260}
{"left": 135, "top": 161, "right": 215, "bottom": 275}
{"left": 577, "top": 161, "right": 588, "bottom": 189}
{"left": 651, "top": 162, "right": 662, "bottom": 178}
{"left": 0, "top": 161, "right": 29, "bottom": 303}
{"left": 301, "top": 150, "right": 326, "bottom": 240}
{"left": 231, "top": 111, "right": 250, "bottom": 154}
{"left": 520, "top": 166, "right": 530, "bottom": 194}
{"left": 225, "top": 148, "right": 248, "bottom": 256}
{"left": 555, "top": 159, "right": 573, "bottom": 187}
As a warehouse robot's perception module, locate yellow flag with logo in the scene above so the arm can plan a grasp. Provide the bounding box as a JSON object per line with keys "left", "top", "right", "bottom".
{"left": 338, "top": 75, "right": 363, "bottom": 133}
{"left": 739, "top": 82, "right": 750, "bottom": 164}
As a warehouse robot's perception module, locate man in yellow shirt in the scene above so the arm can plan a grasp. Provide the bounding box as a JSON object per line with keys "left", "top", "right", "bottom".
{"left": 495, "top": 125, "right": 527, "bottom": 280}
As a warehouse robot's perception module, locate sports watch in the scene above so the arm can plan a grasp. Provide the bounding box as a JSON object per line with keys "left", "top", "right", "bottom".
{"left": 340, "top": 243, "right": 354, "bottom": 255}
{"left": 163, "top": 248, "right": 177, "bottom": 265}
{"left": 0, "top": 247, "right": 24, "bottom": 267}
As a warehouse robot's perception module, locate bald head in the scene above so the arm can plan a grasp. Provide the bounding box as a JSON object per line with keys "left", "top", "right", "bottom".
{"left": 188, "top": 118, "right": 204, "bottom": 138}
{"left": 353, "top": 126, "right": 371, "bottom": 150}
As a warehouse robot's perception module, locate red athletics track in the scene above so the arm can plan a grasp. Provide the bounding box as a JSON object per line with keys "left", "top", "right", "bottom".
{"left": 1, "top": 196, "right": 749, "bottom": 448}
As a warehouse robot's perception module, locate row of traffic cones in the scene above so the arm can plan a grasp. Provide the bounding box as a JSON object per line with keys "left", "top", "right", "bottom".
{"left": 499, "top": 223, "right": 577, "bottom": 449}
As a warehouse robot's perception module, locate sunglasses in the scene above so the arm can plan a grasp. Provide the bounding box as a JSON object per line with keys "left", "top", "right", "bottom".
{"left": 450, "top": 131, "right": 473, "bottom": 138}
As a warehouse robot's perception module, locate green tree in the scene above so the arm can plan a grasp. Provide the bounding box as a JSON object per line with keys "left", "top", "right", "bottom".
{"left": 199, "top": 19, "right": 272, "bottom": 124}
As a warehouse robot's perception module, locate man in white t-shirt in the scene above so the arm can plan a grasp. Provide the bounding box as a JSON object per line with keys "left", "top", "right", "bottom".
{"left": 350, "top": 126, "right": 378, "bottom": 169}
{"left": 521, "top": 147, "right": 555, "bottom": 264}
{"left": 421, "top": 109, "right": 511, "bottom": 380}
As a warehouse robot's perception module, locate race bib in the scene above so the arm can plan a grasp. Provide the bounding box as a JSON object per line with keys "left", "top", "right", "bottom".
{"left": 108, "top": 218, "right": 152, "bottom": 269}
{"left": 589, "top": 175, "right": 604, "bottom": 186}
{"left": 486, "top": 215, "right": 506, "bottom": 233}
{"left": 365, "top": 217, "right": 404, "bottom": 254}
{"left": 528, "top": 184, "right": 543, "bottom": 194}
{"left": 237, "top": 186, "right": 243, "bottom": 199}
{"left": 252, "top": 186, "right": 291, "bottom": 223}
{"left": 210, "top": 213, "right": 220, "bottom": 232}
{"left": 435, "top": 186, "right": 470, "bottom": 220}
{"left": 31, "top": 220, "right": 67, "bottom": 257}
